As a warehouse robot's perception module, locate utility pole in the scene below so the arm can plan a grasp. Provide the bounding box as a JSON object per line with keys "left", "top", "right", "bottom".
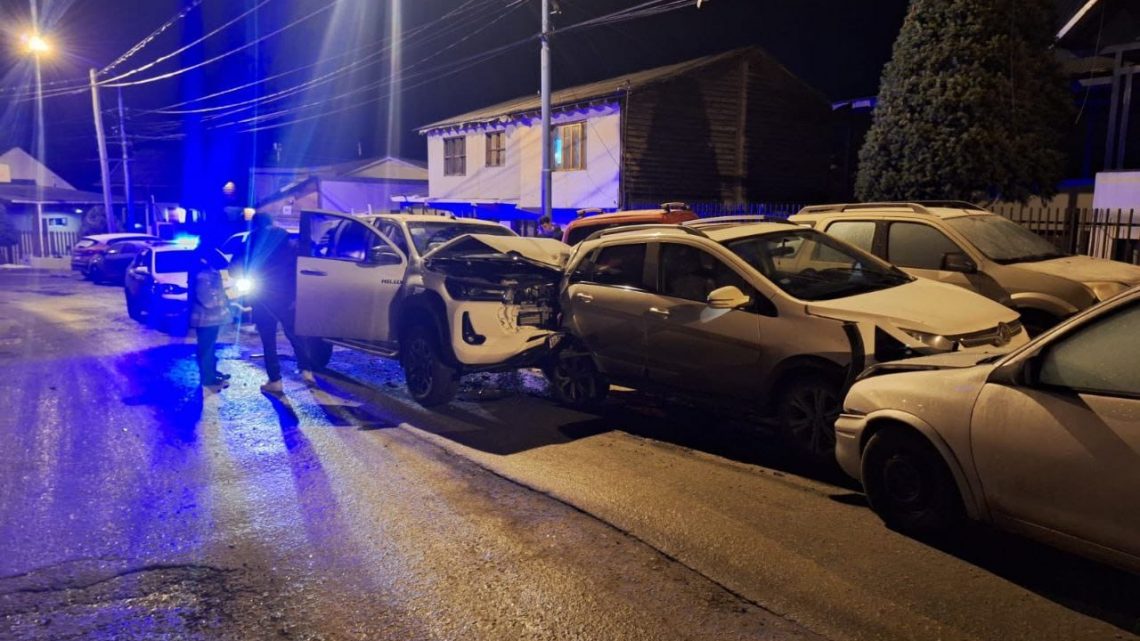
{"left": 117, "top": 88, "right": 134, "bottom": 230}
{"left": 540, "top": 0, "right": 552, "bottom": 222}
{"left": 89, "top": 69, "right": 116, "bottom": 232}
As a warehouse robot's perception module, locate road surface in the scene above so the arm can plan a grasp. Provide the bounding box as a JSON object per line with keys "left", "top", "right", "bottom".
{"left": 1, "top": 269, "right": 1137, "bottom": 641}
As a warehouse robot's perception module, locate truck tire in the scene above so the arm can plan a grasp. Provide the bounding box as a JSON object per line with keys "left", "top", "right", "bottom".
{"left": 401, "top": 324, "right": 457, "bottom": 407}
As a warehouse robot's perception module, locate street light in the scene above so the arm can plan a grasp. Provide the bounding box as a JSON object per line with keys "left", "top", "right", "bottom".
{"left": 21, "top": 33, "right": 52, "bottom": 57}
{"left": 21, "top": 30, "right": 54, "bottom": 257}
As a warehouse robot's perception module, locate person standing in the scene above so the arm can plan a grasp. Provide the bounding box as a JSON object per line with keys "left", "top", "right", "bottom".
{"left": 188, "top": 242, "right": 231, "bottom": 392}
{"left": 234, "top": 212, "right": 313, "bottom": 394}
{"left": 537, "top": 214, "right": 562, "bottom": 240}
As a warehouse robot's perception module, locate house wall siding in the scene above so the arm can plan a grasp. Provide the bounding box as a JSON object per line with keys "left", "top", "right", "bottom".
{"left": 427, "top": 125, "right": 523, "bottom": 202}
{"left": 622, "top": 51, "right": 832, "bottom": 205}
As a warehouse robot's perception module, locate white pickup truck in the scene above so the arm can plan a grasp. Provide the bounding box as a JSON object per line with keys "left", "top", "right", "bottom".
{"left": 295, "top": 210, "right": 570, "bottom": 405}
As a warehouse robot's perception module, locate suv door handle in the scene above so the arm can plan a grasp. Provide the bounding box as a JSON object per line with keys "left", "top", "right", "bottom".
{"left": 647, "top": 307, "right": 671, "bottom": 318}
{"left": 300, "top": 269, "right": 327, "bottom": 277}
{"left": 574, "top": 292, "right": 594, "bottom": 303}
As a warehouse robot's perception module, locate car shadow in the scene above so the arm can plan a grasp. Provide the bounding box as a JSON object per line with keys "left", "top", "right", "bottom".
{"left": 921, "top": 523, "right": 1140, "bottom": 634}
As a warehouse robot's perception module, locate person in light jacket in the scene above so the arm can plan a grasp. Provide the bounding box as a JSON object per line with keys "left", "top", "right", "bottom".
{"left": 188, "top": 242, "right": 231, "bottom": 391}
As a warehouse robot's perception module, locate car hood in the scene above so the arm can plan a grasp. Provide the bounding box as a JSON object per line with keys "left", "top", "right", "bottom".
{"left": 807, "top": 278, "right": 1020, "bottom": 334}
{"left": 423, "top": 234, "right": 571, "bottom": 270}
{"left": 857, "top": 351, "right": 1000, "bottom": 380}
{"left": 1009, "top": 254, "right": 1140, "bottom": 285}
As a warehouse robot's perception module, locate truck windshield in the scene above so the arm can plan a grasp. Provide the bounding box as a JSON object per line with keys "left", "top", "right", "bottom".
{"left": 407, "top": 222, "right": 514, "bottom": 255}
{"left": 947, "top": 215, "right": 1066, "bottom": 264}
{"left": 725, "top": 230, "right": 912, "bottom": 301}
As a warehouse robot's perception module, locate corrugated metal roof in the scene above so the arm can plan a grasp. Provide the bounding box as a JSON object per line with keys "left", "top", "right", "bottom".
{"left": 0, "top": 183, "right": 107, "bottom": 204}
{"left": 418, "top": 48, "right": 751, "bottom": 133}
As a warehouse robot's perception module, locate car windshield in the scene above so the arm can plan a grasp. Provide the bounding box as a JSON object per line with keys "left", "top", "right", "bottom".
{"left": 725, "top": 229, "right": 912, "bottom": 301}
{"left": 154, "top": 250, "right": 195, "bottom": 273}
{"left": 407, "top": 221, "right": 514, "bottom": 255}
{"left": 947, "top": 215, "right": 1067, "bottom": 264}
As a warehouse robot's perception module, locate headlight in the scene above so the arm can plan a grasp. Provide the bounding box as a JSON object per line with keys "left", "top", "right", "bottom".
{"left": 1085, "top": 281, "right": 1128, "bottom": 302}
{"left": 235, "top": 277, "right": 255, "bottom": 295}
{"left": 898, "top": 328, "right": 956, "bottom": 352}
{"left": 445, "top": 279, "right": 507, "bottom": 302}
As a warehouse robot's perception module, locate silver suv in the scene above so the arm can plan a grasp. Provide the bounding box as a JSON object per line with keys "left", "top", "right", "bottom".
{"left": 790, "top": 202, "right": 1140, "bottom": 334}
{"left": 550, "top": 221, "right": 1026, "bottom": 461}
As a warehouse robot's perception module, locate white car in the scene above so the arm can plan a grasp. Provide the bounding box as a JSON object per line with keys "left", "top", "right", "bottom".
{"left": 295, "top": 210, "right": 568, "bottom": 405}
{"left": 123, "top": 244, "right": 234, "bottom": 321}
{"left": 836, "top": 287, "right": 1140, "bottom": 573}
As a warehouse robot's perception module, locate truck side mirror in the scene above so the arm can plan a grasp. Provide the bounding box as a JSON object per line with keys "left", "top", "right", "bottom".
{"left": 368, "top": 246, "right": 402, "bottom": 266}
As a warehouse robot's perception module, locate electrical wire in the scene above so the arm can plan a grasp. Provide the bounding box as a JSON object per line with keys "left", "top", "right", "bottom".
{"left": 99, "top": 0, "right": 205, "bottom": 76}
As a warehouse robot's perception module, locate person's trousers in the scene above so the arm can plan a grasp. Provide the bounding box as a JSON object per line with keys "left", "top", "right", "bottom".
{"left": 254, "top": 302, "right": 310, "bottom": 382}
{"left": 195, "top": 325, "right": 221, "bottom": 385}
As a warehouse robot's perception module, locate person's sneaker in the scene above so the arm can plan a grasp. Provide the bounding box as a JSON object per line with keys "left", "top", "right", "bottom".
{"left": 260, "top": 379, "right": 284, "bottom": 395}
{"left": 301, "top": 370, "right": 317, "bottom": 387}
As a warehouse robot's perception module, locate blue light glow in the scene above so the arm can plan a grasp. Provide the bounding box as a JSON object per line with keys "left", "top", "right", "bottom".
{"left": 173, "top": 234, "right": 200, "bottom": 249}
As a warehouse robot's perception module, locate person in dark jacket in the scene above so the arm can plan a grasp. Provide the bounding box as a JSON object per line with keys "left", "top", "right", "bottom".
{"left": 188, "top": 242, "right": 231, "bottom": 392}
{"left": 234, "top": 212, "right": 312, "bottom": 394}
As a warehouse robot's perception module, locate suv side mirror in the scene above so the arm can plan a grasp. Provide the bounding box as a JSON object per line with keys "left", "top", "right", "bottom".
{"left": 707, "top": 285, "right": 751, "bottom": 309}
{"left": 941, "top": 252, "right": 977, "bottom": 274}
{"left": 368, "top": 245, "right": 402, "bottom": 266}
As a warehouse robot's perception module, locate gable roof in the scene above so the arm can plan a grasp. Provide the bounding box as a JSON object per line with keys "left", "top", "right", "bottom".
{"left": 418, "top": 48, "right": 755, "bottom": 134}
{"left": 0, "top": 183, "right": 107, "bottom": 205}
{"left": 0, "top": 147, "right": 76, "bottom": 190}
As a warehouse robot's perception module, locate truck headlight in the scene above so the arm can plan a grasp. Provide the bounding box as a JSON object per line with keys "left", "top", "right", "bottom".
{"left": 445, "top": 279, "right": 507, "bottom": 302}
{"left": 235, "top": 277, "right": 255, "bottom": 295}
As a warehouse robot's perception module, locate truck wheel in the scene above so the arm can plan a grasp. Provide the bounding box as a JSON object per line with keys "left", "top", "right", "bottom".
{"left": 776, "top": 375, "right": 842, "bottom": 465}
{"left": 303, "top": 338, "right": 333, "bottom": 370}
{"left": 544, "top": 343, "right": 608, "bottom": 410}
{"left": 401, "top": 325, "right": 457, "bottom": 406}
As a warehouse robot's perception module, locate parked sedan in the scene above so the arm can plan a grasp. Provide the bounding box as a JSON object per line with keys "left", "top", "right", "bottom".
{"left": 836, "top": 286, "right": 1140, "bottom": 573}
{"left": 123, "top": 245, "right": 230, "bottom": 321}
{"left": 88, "top": 239, "right": 171, "bottom": 284}
{"left": 72, "top": 233, "right": 158, "bottom": 278}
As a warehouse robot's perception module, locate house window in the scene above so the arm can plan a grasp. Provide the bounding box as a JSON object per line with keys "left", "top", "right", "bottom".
{"left": 485, "top": 131, "right": 506, "bottom": 167}
{"left": 443, "top": 136, "right": 466, "bottom": 176}
{"left": 553, "top": 122, "right": 586, "bottom": 171}
{"left": 47, "top": 217, "right": 68, "bottom": 227}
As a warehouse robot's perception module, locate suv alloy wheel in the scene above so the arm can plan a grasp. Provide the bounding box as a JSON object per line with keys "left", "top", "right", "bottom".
{"left": 776, "top": 376, "right": 842, "bottom": 464}
{"left": 400, "top": 325, "right": 458, "bottom": 406}
{"left": 544, "top": 341, "right": 609, "bottom": 409}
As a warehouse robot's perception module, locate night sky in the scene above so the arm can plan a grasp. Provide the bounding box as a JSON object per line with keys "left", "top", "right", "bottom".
{"left": 1, "top": 0, "right": 910, "bottom": 204}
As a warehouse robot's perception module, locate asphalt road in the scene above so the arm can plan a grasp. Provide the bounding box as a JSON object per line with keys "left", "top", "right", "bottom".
{"left": 0, "top": 269, "right": 1137, "bottom": 641}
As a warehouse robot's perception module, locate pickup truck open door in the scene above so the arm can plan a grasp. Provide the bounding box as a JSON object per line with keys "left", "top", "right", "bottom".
{"left": 296, "top": 210, "right": 407, "bottom": 342}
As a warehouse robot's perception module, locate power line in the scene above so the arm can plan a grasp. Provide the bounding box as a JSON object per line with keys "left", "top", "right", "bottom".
{"left": 99, "top": 0, "right": 205, "bottom": 76}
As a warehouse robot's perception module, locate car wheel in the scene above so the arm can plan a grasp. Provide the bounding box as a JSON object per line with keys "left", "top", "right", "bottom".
{"left": 83, "top": 263, "right": 97, "bottom": 280}
{"left": 861, "top": 428, "right": 964, "bottom": 536}
{"left": 544, "top": 343, "right": 608, "bottom": 410}
{"left": 400, "top": 325, "right": 457, "bottom": 407}
{"left": 125, "top": 293, "right": 143, "bottom": 322}
{"left": 776, "top": 375, "right": 842, "bottom": 464}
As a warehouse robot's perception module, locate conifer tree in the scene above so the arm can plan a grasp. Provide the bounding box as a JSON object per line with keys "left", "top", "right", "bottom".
{"left": 856, "top": 0, "right": 1070, "bottom": 203}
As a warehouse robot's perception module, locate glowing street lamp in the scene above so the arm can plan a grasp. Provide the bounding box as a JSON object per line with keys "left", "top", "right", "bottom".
{"left": 21, "top": 32, "right": 52, "bottom": 57}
